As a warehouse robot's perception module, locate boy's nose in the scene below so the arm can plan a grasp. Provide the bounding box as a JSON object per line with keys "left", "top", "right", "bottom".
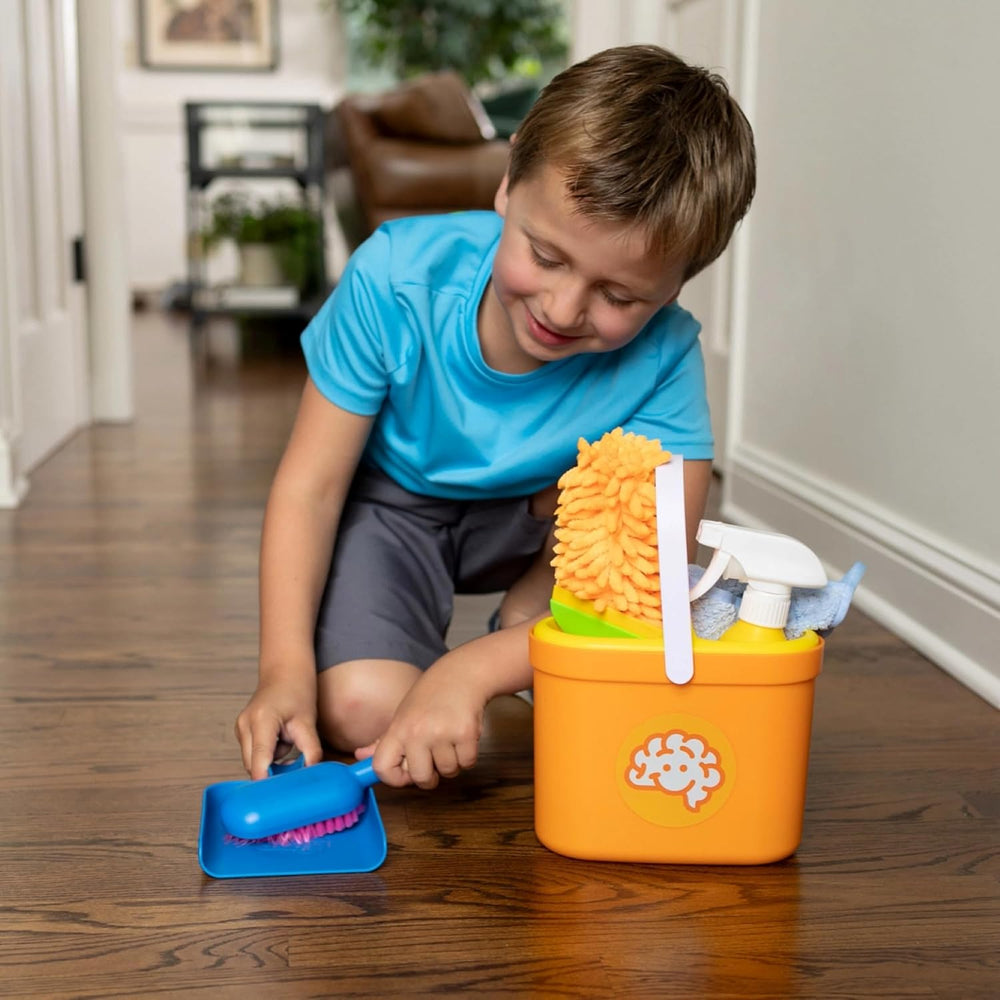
{"left": 542, "top": 277, "right": 587, "bottom": 331}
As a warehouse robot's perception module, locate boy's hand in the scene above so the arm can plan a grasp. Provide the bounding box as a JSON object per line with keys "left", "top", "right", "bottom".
{"left": 234, "top": 674, "right": 323, "bottom": 780}
{"left": 357, "top": 659, "right": 487, "bottom": 789}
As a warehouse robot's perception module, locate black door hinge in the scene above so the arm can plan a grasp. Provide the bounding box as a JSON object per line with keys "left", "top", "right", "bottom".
{"left": 72, "top": 236, "right": 86, "bottom": 283}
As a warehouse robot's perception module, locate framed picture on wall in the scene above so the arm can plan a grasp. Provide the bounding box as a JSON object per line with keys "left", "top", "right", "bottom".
{"left": 138, "top": 0, "right": 279, "bottom": 71}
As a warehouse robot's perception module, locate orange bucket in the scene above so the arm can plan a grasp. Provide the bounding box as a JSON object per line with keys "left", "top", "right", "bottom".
{"left": 530, "top": 618, "right": 824, "bottom": 864}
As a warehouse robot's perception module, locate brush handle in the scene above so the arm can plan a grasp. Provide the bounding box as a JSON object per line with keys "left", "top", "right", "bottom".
{"left": 220, "top": 758, "right": 379, "bottom": 840}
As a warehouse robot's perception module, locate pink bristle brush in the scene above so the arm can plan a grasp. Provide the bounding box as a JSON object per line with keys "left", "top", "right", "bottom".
{"left": 223, "top": 800, "right": 368, "bottom": 846}
{"left": 220, "top": 758, "right": 380, "bottom": 842}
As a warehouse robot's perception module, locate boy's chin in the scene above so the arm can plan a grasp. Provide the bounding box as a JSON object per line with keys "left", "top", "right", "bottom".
{"left": 518, "top": 331, "right": 569, "bottom": 362}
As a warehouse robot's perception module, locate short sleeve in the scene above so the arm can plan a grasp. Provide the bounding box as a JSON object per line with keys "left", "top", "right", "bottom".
{"left": 300, "top": 227, "right": 398, "bottom": 416}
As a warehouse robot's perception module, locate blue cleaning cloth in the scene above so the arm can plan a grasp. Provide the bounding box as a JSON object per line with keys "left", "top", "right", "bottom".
{"left": 687, "top": 565, "right": 739, "bottom": 638}
{"left": 688, "top": 562, "right": 866, "bottom": 640}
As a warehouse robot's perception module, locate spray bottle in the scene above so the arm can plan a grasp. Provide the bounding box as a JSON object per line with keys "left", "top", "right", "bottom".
{"left": 689, "top": 520, "right": 828, "bottom": 642}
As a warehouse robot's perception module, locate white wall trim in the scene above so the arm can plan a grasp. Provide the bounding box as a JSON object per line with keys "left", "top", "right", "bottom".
{"left": 725, "top": 0, "right": 757, "bottom": 430}
{"left": 0, "top": 432, "right": 28, "bottom": 508}
{"left": 724, "top": 446, "right": 1000, "bottom": 710}
{"left": 719, "top": 0, "right": 758, "bottom": 476}
{"left": 848, "top": 581, "right": 1000, "bottom": 713}
{"left": 0, "top": 9, "right": 26, "bottom": 507}
{"left": 732, "top": 443, "right": 1000, "bottom": 596}
{"left": 78, "top": 0, "right": 133, "bottom": 422}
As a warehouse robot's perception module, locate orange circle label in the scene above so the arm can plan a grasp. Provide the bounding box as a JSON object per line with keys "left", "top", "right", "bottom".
{"left": 616, "top": 713, "right": 735, "bottom": 828}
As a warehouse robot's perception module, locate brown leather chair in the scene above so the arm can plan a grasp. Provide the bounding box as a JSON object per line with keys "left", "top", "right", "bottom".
{"left": 332, "top": 72, "right": 511, "bottom": 245}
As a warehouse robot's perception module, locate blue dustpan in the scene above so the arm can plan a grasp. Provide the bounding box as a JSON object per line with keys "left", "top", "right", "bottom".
{"left": 198, "top": 757, "right": 387, "bottom": 878}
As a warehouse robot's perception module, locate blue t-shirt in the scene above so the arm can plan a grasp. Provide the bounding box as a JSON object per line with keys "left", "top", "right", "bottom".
{"left": 301, "top": 212, "right": 712, "bottom": 499}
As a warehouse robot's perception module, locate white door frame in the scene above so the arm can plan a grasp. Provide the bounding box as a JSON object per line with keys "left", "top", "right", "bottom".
{"left": 0, "top": 0, "right": 90, "bottom": 506}
{"left": 0, "top": 0, "right": 133, "bottom": 508}
{"left": 569, "top": 0, "right": 751, "bottom": 474}
{"left": 78, "top": 0, "right": 133, "bottom": 424}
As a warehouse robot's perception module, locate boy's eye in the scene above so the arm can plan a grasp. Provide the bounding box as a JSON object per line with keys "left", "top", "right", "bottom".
{"left": 527, "top": 240, "right": 636, "bottom": 307}
{"left": 600, "top": 288, "right": 634, "bottom": 308}
{"left": 529, "top": 245, "right": 560, "bottom": 269}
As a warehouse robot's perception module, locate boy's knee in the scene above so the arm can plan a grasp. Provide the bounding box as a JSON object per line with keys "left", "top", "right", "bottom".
{"left": 317, "top": 659, "right": 420, "bottom": 752}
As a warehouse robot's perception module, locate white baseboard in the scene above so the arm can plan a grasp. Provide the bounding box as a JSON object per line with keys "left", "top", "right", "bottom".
{"left": 0, "top": 477, "right": 28, "bottom": 508}
{"left": 724, "top": 445, "right": 1000, "bottom": 710}
{"left": 0, "top": 432, "right": 28, "bottom": 508}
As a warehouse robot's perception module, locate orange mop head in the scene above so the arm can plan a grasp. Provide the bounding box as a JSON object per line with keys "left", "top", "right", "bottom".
{"left": 550, "top": 428, "right": 672, "bottom": 638}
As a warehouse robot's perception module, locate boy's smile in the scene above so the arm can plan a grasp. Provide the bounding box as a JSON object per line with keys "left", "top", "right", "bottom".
{"left": 478, "top": 163, "right": 687, "bottom": 374}
{"left": 524, "top": 309, "right": 577, "bottom": 348}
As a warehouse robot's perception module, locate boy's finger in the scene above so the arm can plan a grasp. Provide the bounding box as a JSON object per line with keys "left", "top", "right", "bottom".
{"left": 285, "top": 719, "right": 323, "bottom": 767}
{"left": 249, "top": 744, "right": 275, "bottom": 780}
{"left": 373, "top": 738, "right": 416, "bottom": 788}
{"left": 402, "top": 746, "right": 439, "bottom": 790}
{"left": 456, "top": 740, "right": 478, "bottom": 771}
{"left": 235, "top": 715, "right": 257, "bottom": 775}
{"left": 236, "top": 721, "right": 251, "bottom": 775}
{"left": 431, "top": 743, "right": 460, "bottom": 779}
{"left": 248, "top": 722, "right": 279, "bottom": 780}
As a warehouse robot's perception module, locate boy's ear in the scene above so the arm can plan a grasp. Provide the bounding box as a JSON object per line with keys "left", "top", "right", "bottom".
{"left": 494, "top": 171, "right": 510, "bottom": 216}
{"left": 494, "top": 133, "right": 515, "bottom": 215}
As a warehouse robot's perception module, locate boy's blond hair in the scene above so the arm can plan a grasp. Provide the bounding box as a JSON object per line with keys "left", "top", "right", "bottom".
{"left": 507, "top": 45, "right": 756, "bottom": 280}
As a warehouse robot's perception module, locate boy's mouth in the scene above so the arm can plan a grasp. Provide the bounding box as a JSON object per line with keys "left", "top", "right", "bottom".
{"left": 526, "top": 310, "right": 576, "bottom": 347}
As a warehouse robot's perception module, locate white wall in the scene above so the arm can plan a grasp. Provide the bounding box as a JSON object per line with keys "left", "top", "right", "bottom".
{"left": 572, "top": 0, "right": 999, "bottom": 706}
{"left": 116, "top": 0, "right": 346, "bottom": 292}
{"left": 725, "top": 0, "right": 999, "bottom": 705}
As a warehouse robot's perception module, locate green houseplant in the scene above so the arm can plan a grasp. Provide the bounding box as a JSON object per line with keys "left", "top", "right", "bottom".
{"left": 334, "top": 0, "right": 568, "bottom": 134}
{"left": 336, "top": 0, "right": 567, "bottom": 87}
{"left": 202, "top": 192, "right": 324, "bottom": 294}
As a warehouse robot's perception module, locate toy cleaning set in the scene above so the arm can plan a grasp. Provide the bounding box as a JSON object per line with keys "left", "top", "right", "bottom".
{"left": 531, "top": 428, "right": 864, "bottom": 865}
{"left": 198, "top": 427, "right": 862, "bottom": 876}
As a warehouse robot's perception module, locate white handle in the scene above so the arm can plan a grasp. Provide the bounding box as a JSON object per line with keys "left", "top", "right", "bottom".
{"left": 654, "top": 458, "right": 694, "bottom": 685}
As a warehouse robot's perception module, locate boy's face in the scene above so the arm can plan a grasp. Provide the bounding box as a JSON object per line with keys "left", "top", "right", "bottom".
{"left": 480, "top": 163, "right": 687, "bottom": 374}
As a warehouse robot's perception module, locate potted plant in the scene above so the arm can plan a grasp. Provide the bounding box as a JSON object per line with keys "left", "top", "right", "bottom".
{"left": 334, "top": 0, "right": 569, "bottom": 135}
{"left": 201, "top": 192, "right": 324, "bottom": 295}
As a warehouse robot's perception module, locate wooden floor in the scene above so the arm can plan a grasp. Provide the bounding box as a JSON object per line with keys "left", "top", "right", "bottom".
{"left": 1, "top": 311, "right": 997, "bottom": 999}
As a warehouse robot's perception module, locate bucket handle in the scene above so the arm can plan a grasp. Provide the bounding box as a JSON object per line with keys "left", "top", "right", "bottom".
{"left": 654, "top": 457, "right": 695, "bottom": 684}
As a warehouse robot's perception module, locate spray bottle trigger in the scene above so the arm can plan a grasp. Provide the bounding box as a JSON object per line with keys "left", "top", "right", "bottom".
{"left": 689, "top": 547, "right": 738, "bottom": 602}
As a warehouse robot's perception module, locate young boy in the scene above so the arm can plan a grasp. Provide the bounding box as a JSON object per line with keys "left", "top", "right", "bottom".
{"left": 234, "top": 44, "right": 755, "bottom": 791}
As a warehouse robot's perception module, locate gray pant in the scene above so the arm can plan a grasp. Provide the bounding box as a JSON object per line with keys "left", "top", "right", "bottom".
{"left": 314, "top": 466, "right": 553, "bottom": 671}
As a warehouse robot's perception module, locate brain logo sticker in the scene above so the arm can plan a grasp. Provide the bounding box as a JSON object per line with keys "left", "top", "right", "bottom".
{"left": 625, "top": 730, "right": 725, "bottom": 812}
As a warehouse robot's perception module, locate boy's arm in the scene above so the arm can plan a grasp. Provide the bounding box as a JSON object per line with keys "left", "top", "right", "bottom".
{"left": 683, "top": 459, "right": 713, "bottom": 560}
{"left": 368, "top": 458, "right": 714, "bottom": 789}
{"left": 364, "top": 617, "right": 540, "bottom": 788}
{"left": 498, "top": 527, "right": 558, "bottom": 627}
{"left": 496, "top": 480, "right": 559, "bottom": 626}
{"left": 363, "top": 494, "right": 555, "bottom": 788}
{"left": 235, "top": 377, "right": 373, "bottom": 778}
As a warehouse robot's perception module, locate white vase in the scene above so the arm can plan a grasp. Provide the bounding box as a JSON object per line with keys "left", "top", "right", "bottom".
{"left": 238, "top": 243, "right": 284, "bottom": 286}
